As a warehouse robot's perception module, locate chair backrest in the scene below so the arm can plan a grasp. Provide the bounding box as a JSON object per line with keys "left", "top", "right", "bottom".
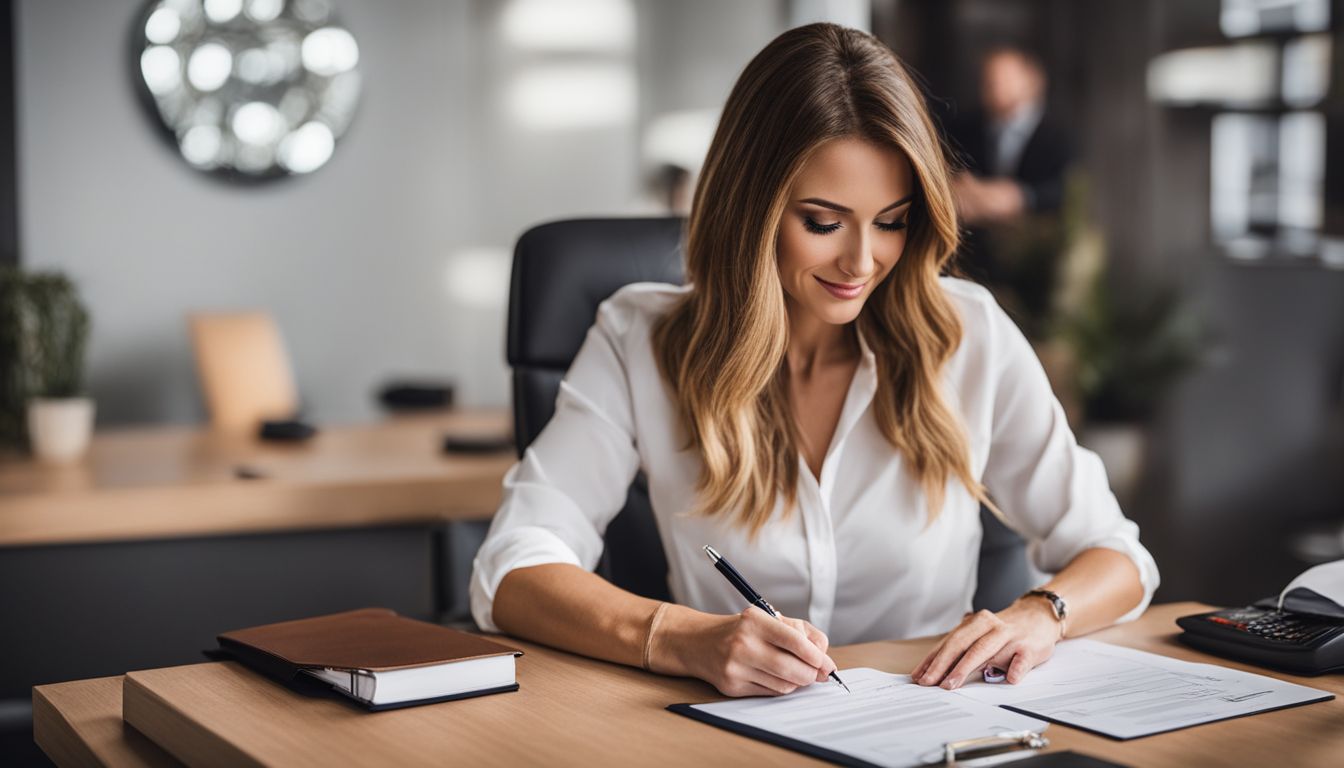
{"left": 506, "top": 217, "right": 1032, "bottom": 610}
{"left": 189, "top": 312, "right": 298, "bottom": 432}
{"left": 508, "top": 217, "right": 684, "bottom": 601}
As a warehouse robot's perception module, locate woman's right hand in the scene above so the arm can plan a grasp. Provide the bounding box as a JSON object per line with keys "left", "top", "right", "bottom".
{"left": 653, "top": 605, "right": 839, "bottom": 697}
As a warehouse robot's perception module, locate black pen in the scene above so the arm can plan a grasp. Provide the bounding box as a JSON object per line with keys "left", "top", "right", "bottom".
{"left": 703, "top": 544, "right": 850, "bottom": 693}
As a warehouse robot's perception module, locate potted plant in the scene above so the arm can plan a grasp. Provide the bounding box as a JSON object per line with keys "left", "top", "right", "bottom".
{"left": 0, "top": 268, "right": 94, "bottom": 462}
{"left": 1061, "top": 271, "right": 1209, "bottom": 504}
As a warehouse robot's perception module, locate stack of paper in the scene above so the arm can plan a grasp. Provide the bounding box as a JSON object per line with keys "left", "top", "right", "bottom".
{"left": 671, "top": 639, "right": 1334, "bottom": 766}
{"left": 950, "top": 638, "right": 1333, "bottom": 739}
{"left": 672, "top": 668, "right": 1046, "bottom": 767}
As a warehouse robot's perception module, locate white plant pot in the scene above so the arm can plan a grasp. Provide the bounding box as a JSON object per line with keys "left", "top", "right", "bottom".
{"left": 27, "top": 397, "right": 96, "bottom": 464}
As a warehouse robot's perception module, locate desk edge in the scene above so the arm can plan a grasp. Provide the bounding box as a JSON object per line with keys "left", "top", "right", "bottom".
{"left": 122, "top": 673, "right": 261, "bottom": 768}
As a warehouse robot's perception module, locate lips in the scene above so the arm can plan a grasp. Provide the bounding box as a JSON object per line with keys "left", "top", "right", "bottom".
{"left": 814, "top": 275, "right": 867, "bottom": 300}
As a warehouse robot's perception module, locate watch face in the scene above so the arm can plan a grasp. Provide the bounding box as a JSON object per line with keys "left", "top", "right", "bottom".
{"left": 133, "top": 0, "right": 362, "bottom": 180}
{"left": 1030, "top": 589, "right": 1065, "bottom": 618}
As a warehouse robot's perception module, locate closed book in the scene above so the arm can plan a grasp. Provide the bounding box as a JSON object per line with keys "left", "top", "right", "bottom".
{"left": 215, "top": 607, "right": 522, "bottom": 710}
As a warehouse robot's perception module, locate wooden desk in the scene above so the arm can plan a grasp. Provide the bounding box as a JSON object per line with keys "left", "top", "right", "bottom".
{"left": 32, "top": 603, "right": 1344, "bottom": 767}
{"left": 31, "top": 676, "right": 180, "bottom": 768}
{"left": 0, "top": 410, "right": 515, "bottom": 546}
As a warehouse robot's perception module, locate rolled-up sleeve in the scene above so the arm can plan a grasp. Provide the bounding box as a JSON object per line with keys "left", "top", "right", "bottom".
{"left": 469, "top": 297, "right": 642, "bottom": 632}
{"left": 979, "top": 299, "right": 1159, "bottom": 624}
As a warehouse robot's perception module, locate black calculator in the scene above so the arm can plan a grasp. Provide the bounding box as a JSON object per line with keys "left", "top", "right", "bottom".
{"left": 1177, "top": 602, "right": 1344, "bottom": 675}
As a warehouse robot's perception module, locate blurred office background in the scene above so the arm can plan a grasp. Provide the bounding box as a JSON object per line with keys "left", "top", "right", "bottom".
{"left": 1, "top": 0, "right": 1342, "bottom": 763}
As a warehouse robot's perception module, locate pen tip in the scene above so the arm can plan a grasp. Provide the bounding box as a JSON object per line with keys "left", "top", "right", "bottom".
{"left": 703, "top": 545, "right": 720, "bottom": 562}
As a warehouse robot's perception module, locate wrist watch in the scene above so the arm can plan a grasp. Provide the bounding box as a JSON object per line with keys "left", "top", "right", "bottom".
{"left": 1024, "top": 589, "right": 1067, "bottom": 637}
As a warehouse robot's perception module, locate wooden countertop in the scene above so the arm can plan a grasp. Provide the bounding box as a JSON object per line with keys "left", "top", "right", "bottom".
{"left": 0, "top": 410, "right": 516, "bottom": 547}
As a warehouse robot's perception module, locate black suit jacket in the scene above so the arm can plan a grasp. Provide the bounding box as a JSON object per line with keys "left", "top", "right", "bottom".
{"left": 948, "top": 108, "right": 1073, "bottom": 214}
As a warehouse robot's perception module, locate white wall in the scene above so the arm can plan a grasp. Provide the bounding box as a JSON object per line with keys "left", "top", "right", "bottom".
{"left": 15, "top": 0, "right": 787, "bottom": 426}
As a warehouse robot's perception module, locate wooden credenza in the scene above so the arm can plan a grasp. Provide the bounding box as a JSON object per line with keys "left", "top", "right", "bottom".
{"left": 0, "top": 410, "right": 515, "bottom": 546}
{"left": 0, "top": 410, "right": 516, "bottom": 720}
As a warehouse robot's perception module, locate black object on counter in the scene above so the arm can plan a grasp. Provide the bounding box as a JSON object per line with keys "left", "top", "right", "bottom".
{"left": 379, "top": 381, "right": 455, "bottom": 411}
{"left": 259, "top": 419, "right": 318, "bottom": 442}
{"left": 442, "top": 433, "right": 513, "bottom": 454}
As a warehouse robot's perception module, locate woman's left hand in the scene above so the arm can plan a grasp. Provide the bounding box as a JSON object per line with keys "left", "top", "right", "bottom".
{"left": 911, "top": 598, "right": 1062, "bottom": 689}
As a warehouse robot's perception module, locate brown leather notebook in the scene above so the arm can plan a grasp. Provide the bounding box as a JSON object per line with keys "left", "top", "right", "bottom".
{"left": 216, "top": 608, "right": 523, "bottom": 710}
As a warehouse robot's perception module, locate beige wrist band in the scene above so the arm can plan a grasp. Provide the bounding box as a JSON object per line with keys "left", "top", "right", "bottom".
{"left": 642, "top": 601, "right": 670, "bottom": 671}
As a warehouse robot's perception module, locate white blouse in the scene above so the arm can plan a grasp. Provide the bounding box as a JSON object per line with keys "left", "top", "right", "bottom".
{"left": 470, "top": 279, "right": 1159, "bottom": 645}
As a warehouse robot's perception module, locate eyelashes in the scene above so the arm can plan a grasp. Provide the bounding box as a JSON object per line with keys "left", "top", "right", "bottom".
{"left": 802, "top": 217, "right": 841, "bottom": 234}
{"left": 802, "top": 216, "right": 907, "bottom": 235}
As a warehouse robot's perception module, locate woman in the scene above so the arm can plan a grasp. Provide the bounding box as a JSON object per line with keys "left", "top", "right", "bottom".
{"left": 471, "top": 23, "right": 1158, "bottom": 698}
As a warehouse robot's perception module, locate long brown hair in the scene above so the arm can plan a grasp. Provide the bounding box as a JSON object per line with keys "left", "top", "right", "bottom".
{"left": 653, "top": 23, "right": 991, "bottom": 535}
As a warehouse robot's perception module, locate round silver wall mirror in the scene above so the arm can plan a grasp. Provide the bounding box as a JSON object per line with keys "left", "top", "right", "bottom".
{"left": 133, "top": 0, "right": 361, "bottom": 180}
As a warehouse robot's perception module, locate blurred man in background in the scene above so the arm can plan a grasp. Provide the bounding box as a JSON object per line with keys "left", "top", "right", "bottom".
{"left": 948, "top": 46, "right": 1073, "bottom": 340}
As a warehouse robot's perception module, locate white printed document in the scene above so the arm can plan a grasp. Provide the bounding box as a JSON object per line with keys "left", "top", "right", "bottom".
{"left": 671, "top": 668, "right": 1048, "bottom": 768}
{"left": 950, "top": 638, "right": 1333, "bottom": 739}
{"left": 1279, "top": 558, "right": 1344, "bottom": 616}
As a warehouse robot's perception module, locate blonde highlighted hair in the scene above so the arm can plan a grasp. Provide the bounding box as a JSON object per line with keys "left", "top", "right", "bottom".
{"left": 652, "top": 23, "right": 993, "bottom": 536}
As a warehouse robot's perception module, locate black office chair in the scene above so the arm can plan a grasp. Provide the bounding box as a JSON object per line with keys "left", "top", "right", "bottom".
{"left": 506, "top": 217, "right": 1033, "bottom": 610}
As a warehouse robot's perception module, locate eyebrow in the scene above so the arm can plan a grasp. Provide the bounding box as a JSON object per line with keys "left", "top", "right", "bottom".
{"left": 797, "top": 194, "right": 915, "bottom": 215}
